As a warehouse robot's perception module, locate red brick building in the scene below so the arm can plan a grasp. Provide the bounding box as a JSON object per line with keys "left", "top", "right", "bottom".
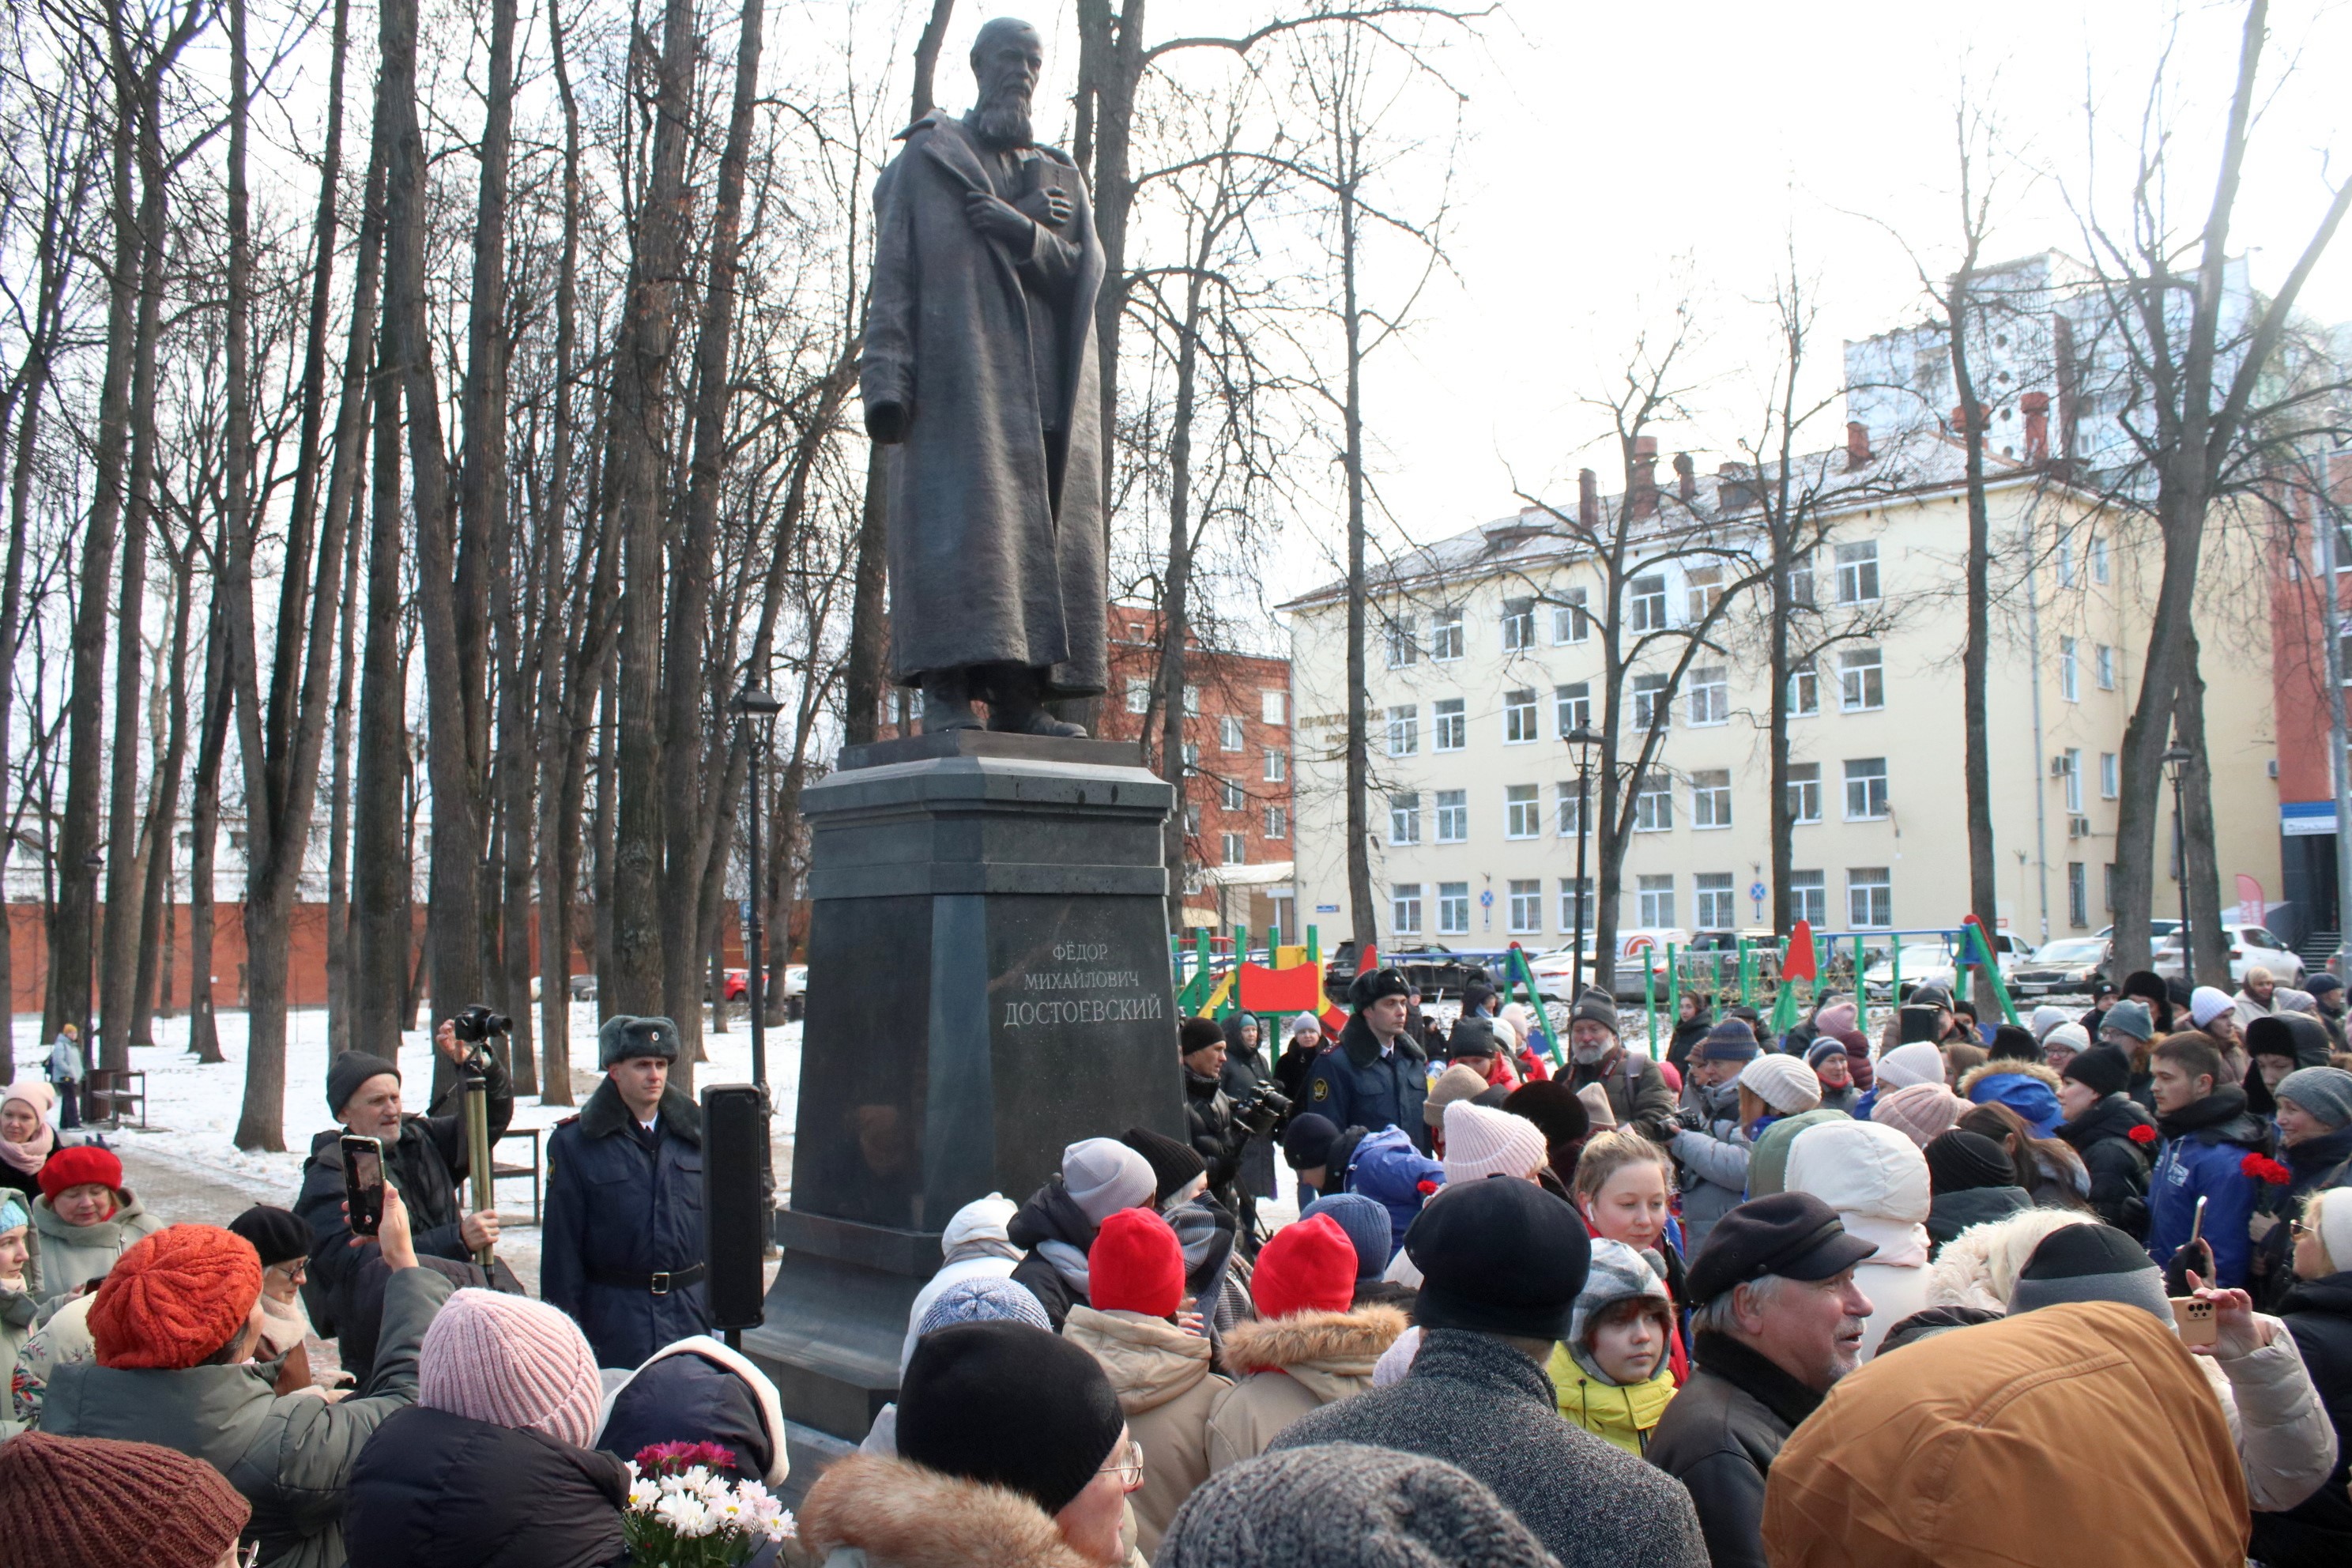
{"left": 2269, "top": 449, "right": 2352, "bottom": 943}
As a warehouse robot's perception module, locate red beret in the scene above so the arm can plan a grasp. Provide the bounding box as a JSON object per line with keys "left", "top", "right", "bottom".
{"left": 37, "top": 1144, "right": 122, "bottom": 1204}
{"left": 1251, "top": 1212, "right": 1359, "bottom": 1321}
{"left": 89, "top": 1227, "right": 262, "bottom": 1370}
{"left": 1087, "top": 1208, "right": 1185, "bottom": 1318}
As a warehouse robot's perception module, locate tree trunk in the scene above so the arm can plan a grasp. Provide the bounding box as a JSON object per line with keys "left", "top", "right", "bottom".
{"left": 1339, "top": 156, "right": 1378, "bottom": 952}
{"left": 593, "top": 650, "right": 619, "bottom": 1023}
{"left": 188, "top": 578, "right": 231, "bottom": 1066}
{"left": 842, "top": 445, "right": 891, "bottom": 743}
{"left": 1158, "top": 263, "right": 1209, "bottom": 931}
{"left": 1948, "top": 287, "right": 2000, "bottom": 1016}
{"left": 2177, "top": 633, "right": 2231, "bottom": 987}
{"left": 131, "top": 544, "right": 194, "bottom": 1046}
{"left": 352, "top": 274, "right": 412, "bottom": 1051}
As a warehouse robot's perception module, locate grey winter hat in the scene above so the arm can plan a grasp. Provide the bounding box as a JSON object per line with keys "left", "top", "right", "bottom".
{"left": 1570, "top": 989, "right": 1619, "bottom": 1038}
{"left": 597, "top": 1014, "right": 680, "bottom": 1069}
{"left": 2100, "top": 999, "right": 2154, "bottom": 1042}
{"left": 2006, "top": 1222, "right": 2173, "bottom": 1324}
{"left": 326, "top": 1051, "right": 400, "bottom": 1118}
{"left": 914, "top": 1276, "right": 1052, "bottom": 1339}
{"left": 2278, "top": 1066, "right": 2352, "bottom": 1130}
{"left": 1061, "top": 1136, "right": 1156, "bottom": 1225}
{"left": 1298, "top": 1193, "right": 1391, "bottom": 1282}
{"left": 1158, "top": 1444, "right": 1559, "bottom": 1568}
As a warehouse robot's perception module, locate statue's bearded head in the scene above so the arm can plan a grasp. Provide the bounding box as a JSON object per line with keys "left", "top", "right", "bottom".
{"left": 970, "top": 18, "right": 1042, "bottom": 149}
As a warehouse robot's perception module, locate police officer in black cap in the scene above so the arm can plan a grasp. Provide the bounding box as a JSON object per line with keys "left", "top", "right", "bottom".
{"left": 1302, "top": 967, "right": 1430, "bottom": 1152}
{"left": 543, "top": 1015, "right": 711, "bottom": 1367}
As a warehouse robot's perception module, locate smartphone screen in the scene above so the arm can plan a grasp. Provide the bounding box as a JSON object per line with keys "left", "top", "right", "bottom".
{"left": 342, "top": 1136, "right": 385, "bottom": 1237}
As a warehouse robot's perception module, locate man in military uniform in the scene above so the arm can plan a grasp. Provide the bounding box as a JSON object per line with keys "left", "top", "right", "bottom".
{"left": 1303, "top": 968, "right": 1430, "bottom": 1153}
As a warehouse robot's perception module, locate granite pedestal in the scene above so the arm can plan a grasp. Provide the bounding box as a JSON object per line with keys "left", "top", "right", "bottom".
{"left": 743, "top": 730, "right": 1182, "bottom": 1442}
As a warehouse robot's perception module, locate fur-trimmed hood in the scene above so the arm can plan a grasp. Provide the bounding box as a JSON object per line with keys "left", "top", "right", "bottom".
{"left": 799, "top": 1453, "right": 1095, "bottom": 1568}
{"left": 1061, "top": 1305, "right": 1216, "bottom": 1415}
{"left": 575, "top": 1074, "right": 701, "bottom": 1145}
{"left": 1956, "top": 1058, "right": 2064, "bottom": 1099}
{"left": 1219, "top": 1306, "right": 1406, "bottom": 1401}
{"left": 1924, "top": 1207, "right": 2097, "bottom": 1311}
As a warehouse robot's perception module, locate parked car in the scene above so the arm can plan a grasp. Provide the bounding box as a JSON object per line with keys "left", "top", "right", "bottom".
{"left": 1321, "top": 941, "right": 1494, "bottom": 1005}
{"left": 1863, "top": 931, "right": 2030, "bottom": 1000}
{"left": 2011, "top": 937, "right": 2113, "bottom": 997}
{"left": 2096, "top": 920, "right": 2181, "bottom": 942}
{"left": 2151, "top": 924, "right": 2304, "bottom": 986}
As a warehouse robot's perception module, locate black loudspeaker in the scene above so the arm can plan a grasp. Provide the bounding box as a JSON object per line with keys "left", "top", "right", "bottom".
{"left": 702, "top": 1084, "right": 769, "bottom": 1332}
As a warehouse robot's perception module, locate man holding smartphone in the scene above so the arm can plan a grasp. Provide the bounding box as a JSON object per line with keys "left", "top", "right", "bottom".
{"left": 295, "top": 1020, "right": 514, "bottom": 1380}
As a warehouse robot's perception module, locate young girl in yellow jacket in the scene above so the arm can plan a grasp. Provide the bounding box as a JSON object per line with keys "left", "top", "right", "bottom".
{"left": 1548, "top": 1238, "right": 1678, "bottom": 1455}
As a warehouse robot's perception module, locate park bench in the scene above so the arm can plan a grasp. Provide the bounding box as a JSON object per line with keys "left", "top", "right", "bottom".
{"left": 83, "top": 1067, "right": 145, "bottom": 1129}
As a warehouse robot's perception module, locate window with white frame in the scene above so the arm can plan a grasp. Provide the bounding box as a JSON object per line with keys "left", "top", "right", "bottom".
{"left": 1184, "top": 686, "right": 1200, "bottom": 716}
{"left": 1508, "top": 879, "right": 1541, "bottom": 934}
{"left": 1689, "top": 666, "right": 1729, "bottom": 726}
{"left": 1387, "top": 705, "right": 1419, "bottom": 756}
{"left": 1502, "top": 597, "right": 1535, "bottom": 651}
{"left": 2064, "top": 748, "right": 2083, "bottom": 812}
{"left": 2060, "top": 637, "right": 2079, "bottom": 701}
{"left": 1431, "top": 609, "right": 1464, "bottom": 661}
{"left": 1845, "top": 757, "right": 1889, "bottom": 820}
{"left": 1124, "top": 677, "right": 1151, "bottom": 714}
{"left": 1560, "top": 877, "right": 1593, "bottom": 932}
{"left": 1556, "top": 782, "right": 1583, "bottom": 837}
{"left": 1261, "top": 690, "right": 1286, "bottom": 725}
{"left": 1435, "top": 790, "right": 1468, "bottom": 842}
{"left": 1836, "top": 540, "right": 1881, "bottom": 603}
{"left": 1686, "top": 564, "right": 1725, "bottom": 623}
{"left": 1839, "top": 647, "right": 1884, "bottom": 711}
{"left": 1637, "top": 875, "right": 1675, "bottom": 928}
{"left": 1847, "top": 866, "right": 1892, "bottom": 928}
{"left": 1222, "top": 776, "right": 1246, "bottom": 810}
{"left": 1219, "top": 714, "right": 1244, "bottom": 751}
{"left": 2100, "top": 752, "right": 2118, "bottom": 799}
{"left": 2057, "top": 533, "right": 2075, "bottom": 586}
{"left": 1183, "top": 863, "right": 1204, "bottom": 896}
{"left": 1788, "top": 660, "right": 1819, "bottom": 716}
{"left": 1182, "top": 741, "right": 1199, "bottom": 771}
{"left": 1438, "top": 882, "right": 1470, "bottom": 934}
{"left": 2096, "top": 644, "right": 2115, "bottom": 690}
{"left": 1694, "top": 872, "right": 1736, "bottom": 929}
{"left": 2091, "top": 534, "right": 2109, "bottom": 584}
{"left": 1788, "top": 761, "right": 1822, "bottom": 824}
{"left": 1389, "top": 792, "right": 1421, "bottom": 845}
{"left": 1629, "top": 575, "right": 1668, "bottom": 632}
{"left": 1386, "top": 616, "right": 1419, "bottom": 669}
{"left": 1789, "top": 870, "right": 1826, "bottom": 927}
{"left": 1392, "top": 883, "right": 1423, "bottom": 933}
{"left": 1788, "top": 550, "right": 1815, "bottom": 607}
{"left": 1184, "top": 804, "right": 1201, "bottom": 835}
{"left": 1505, "top": 783, "right": 1541, "bottom": 839}
{"left": 2068, "top": 861, "right": 2088, "bottom": 927}
{"left": 1503, "top": 688, "right": 1538, "bottom": 743}
{"left": 1223, "top": 831, "right": 1245, "bottom": 865}
{"left": 1692, "top": 769, "right": 1732, "bottom": 829}
{"left": 1632, "top": 673, "right": 1670, "bottom": 733}
{"left": 1555, "top": 682, "right": 1591, "bottom": 737}
{"left": 1554, "top": 588, "right": 1590, "bottom": 644}
{"left": 1634, "top": 772, "right": 1672, "bottom": 831}
{"left": 1264, "top": 805, "right": 1287, "bottom": 839}
{"left": 1434, "top": 699, "right": 1466, "bottom": 751}
{"left": 1264, "top": 748, "right": 1287, "bottom": 782}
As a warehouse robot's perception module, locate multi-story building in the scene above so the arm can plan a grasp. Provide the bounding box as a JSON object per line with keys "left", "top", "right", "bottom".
{"left": 2268, "top": 443, "right": 2352, "bottom": 947}
{"left": 1281, "top": 420, "right": 2280, "bottom": 959}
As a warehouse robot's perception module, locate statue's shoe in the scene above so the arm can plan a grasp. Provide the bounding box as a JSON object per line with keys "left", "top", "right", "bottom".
{"left": 987, "top": 707, "right": 1087, "bottom": 738}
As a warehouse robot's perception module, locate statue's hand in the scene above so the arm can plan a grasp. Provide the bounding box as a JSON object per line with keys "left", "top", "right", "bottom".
{"left": 1016, "top": 183, "right": 1073, "bottom": 231}
{"left": 963, "top": 189, "right": 1035, "bottom": 248}
{"left": 866, "top": 400, "right": 910, "bottom": 444}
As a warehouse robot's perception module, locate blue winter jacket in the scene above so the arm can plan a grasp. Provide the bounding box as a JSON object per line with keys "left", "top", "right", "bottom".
{"left": 2146, "top": 1085, "right": 2272, "bottom": 1291}
{"left": 543, "top": 1079, "right": 712, "bottom": 1369}
{"left": 1303, "top": 1015, "right": 1430, "bottom": 1152}
{"left": 1345, "top": 1126, "right": 1445, "bottom": 1255}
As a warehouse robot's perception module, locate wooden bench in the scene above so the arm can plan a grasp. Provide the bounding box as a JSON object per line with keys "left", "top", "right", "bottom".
{"left": 83, "top": 1068, "right": 145, "bottom": 1129}
{"left": 490, "top": 1126, "right": 542, "bottom": 1223}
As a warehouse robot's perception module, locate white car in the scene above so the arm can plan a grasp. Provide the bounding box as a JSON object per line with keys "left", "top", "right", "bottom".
{"left": 2151, "top": 925, "right": 2303, "bottom": 986}
{"left": 1525, "top": 930, "right": 1684, "bottom": 1002}
{"left": 1862, "top": 933, "right": 2030, "bottom": 998}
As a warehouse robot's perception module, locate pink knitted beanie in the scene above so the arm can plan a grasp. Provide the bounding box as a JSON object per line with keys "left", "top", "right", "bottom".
{"left": 417, "top": 1287, "right": 602, "bottom": 1448}
{"left": 1442, "top": 1101, "right": 1549, "bottom": 1184}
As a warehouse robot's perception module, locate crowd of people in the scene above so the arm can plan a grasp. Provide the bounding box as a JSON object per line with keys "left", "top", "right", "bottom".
{"left": 4, "top": 954, "right": 2350, "bottom": 1566}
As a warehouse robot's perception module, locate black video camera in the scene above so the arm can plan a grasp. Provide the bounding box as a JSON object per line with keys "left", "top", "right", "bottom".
{"left": 452, "top": 1004, "right": 513, "bottom": 1043}
{"left": 1234, "top": 1080, "right": 1291, "bottom": 1136}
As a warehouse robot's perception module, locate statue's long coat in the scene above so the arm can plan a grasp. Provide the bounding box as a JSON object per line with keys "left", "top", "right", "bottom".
{"left": 861, "top": 113, "right": 1107, "bottom": 696}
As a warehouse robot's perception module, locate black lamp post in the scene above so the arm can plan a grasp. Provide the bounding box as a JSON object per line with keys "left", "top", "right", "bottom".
{"left": 731, "top": 687, "right": 786, "bottom": 1198}
{"left": 1566, "top": 723, "right": 1602, "bottom": 1001}
{"left": 2162, "top": 741, "right": 2196, "bottom": 982}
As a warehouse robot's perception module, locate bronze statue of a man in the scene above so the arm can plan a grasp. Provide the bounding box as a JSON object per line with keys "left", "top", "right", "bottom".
{"left": 861, "top": 18, "right": 1106, "bottom": 737}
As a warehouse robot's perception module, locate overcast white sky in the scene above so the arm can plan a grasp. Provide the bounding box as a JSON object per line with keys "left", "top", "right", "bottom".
{"left": 919, "top": 0, "right": 2350, "bottom": 609}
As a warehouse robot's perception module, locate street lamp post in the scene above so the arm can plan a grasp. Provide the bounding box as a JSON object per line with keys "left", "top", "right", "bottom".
{"left": 1566, "top": 724, "right": 1602, "bottom": 1001}
{"left": 730, "top": 686, "right": 786, "bottom": 1231}
{"left": 2162, "top": 741, "right": 2196, "bottom": 983}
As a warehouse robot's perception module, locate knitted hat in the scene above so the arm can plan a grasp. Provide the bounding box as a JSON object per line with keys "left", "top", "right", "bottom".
{"left": 418, "top": 1287, "right": 603, "bottom": 1447}
{"left": 2278, "top": 1066, "right": 2352, "bottom": 1129}
{"left": 1446, "top": 1016, "right": 1502, "bottom": 1060}
{"left": 89, "top": 1226, "right": 262, "bottom": 1370}
{"left": 1692, "top": 1019, "right": 1761, "bottom": 1063}
{"left": 0, "top": 1196, "right": 25, "bottom": 1234}
{"left": 1805, "top": 1037, "right": 1849, "bottom": 1069}
{"left": 898, "top": 1321, "right": 1125, "bottom": 1514}
{"left": 2062, "top": 1043, "right": 2133, "bottom": 1099}
{"left": 1909, "top": 983, "right": 1955, "bottom": 1012}
{"left": 1566, "top": 1238, "right": 1671, "bottom": 1381}
{"left": 1158, "top": 1442, "right": 1559, "bottom": 1568}
{"left": 38, "top": 1143, "right": 123, "bottom": 1203}
{"left": 1280, "top": 1113, "right": 1340, "bottom": 1170}
{"left": 2101, "top": 999, "right": 2154, "bottom": 1042}
{"left": 226, "top": 1204, "right": 311, "bottom": 1269}
{"left": 1813, "top": 1001, "right": 1860, "bottom": 1038}
{"left": 1088, "top": 1208, "right": 1185, "bottom": 1318}
{"left": 2030, "top": 1004, "right": 2072, "bottom": 1042}
{"left": 2309, "top": 974, "right": 2345, "bottom": 999}
{"left": 327, "top": 1050, "right": 400, "bottom": 1116}
{"left": 1180, "top": 1016, "right": 1226, "bottom": 1056}
{"left": 1348, "top": 967, "right": 1412, "bottom": 1010}
{"left": 1924, "top": 1129, "right": 2015, "bottom": 1195}
{"left": 1988, "top": 1025, "right": 2040, "bottom": 1064}
{"left": 3, "top": 1079, "right": 55, "bottom": 1120}
{"left": 1874, "top": 1041, "right": 1947, "bottom": 1091}
{"left": 2247, "top": 1017, "right": 2308, "bottom": 1062}
{"left": 1425, "top": 1062, "right": 1492, "bottom": 1127}
{"left": 2006, "top": 1222, "right": 2173, "bottom": 1322}
{"left": 1870, "top": 1082, "right": 1966, "bottom": 1149}
{"left": 1570, "top": 989, "right": 1619, "bottom": 1038}
{"left": 2312, "top": 1188, "right": 2352, "bottom": 1275}
{"left": 939, "top": 1193, "right": 1018, "bottom": 1257}
{"left": 1297, "top": 1194, "right": 1391, "bottom": 1281}
{"left": 915, "top": 1276, "right": 1052, "bottom": 1338}
{"left": 1577, "top": 1082, "right": 1619, "bottom": 1130}
{"left": 1288, "top": 1011, "right": 1324, "bottom": 1041}
{"left": 1442, "top": 1101, "right": 1549, "bottom": 1185}
{"left": 0, "top": 1432, "right": 250, "bottom": 1568}
{"left": 1405, "top": 1177, "right": 1591, "bottom": 1340}
{"left": 1740, "top": 1053, "right": 1823, "bottom": 1116}
{"left": 1253, "top": 1213, "right": 1358, "bottom": 1320}
{"left": 2188, "top": 986, "right": 2234, "bottom": 1030}
{"left": 2041, "top": 1023, "right": 2091, "bottom": 1059}
{"left": 1501, "top": 1080, "right": 1589, "bottom": 1154}
{"left": 1120, "top": 1126, "right": 1207, "bottom": 1204}
{"left": 1061, "top": 1136, "right": 1156, "bottom": 1225}
{"left": 597, "top": 1014, "right": 680, "bottom": 1069}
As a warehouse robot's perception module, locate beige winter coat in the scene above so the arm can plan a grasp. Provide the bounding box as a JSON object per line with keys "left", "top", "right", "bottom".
{"left": 1062, "top": 1306, "right": 1228, "bottom": 1561}
{"left": 1923, "top": 1205, "right": 2339, "bottom": 1511}
{"left": 1204, "top": 1305, "right": 1406, "bottom": 1471}
{"left": 801, "top": 1451, "right": 1146, "bottom": 1568}
{"left": 30, "top": 1190, "right": 163, "bottom": 1307}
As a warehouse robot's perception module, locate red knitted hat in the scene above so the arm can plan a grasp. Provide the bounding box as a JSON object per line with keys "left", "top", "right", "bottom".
{"left": 37, "top": 1143, "right": 122, "bottom": 1203}
{"left": 89, "top": 1225, "right": 262, "bottom": 1370}
{"left": 1251, "top": 1212, "right": 1359, "bottom": 1321}
{"left": 1087, "top": 1207, "right": 1185, "bottom": 1317}
{"left": 0, "top": 1432, "right": 249, "bottom": 1568}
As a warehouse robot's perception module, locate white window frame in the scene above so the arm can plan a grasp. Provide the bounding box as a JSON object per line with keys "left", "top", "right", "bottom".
{"left": 1788, "top": 661, "right": 1819, "bottom": 717}
{"left": 1392, "top": 882, "right": 1424, "bottom": 933}
{"left": 1844, "top": 757, "right": 1889, "bottom": 820}
{"left": 1788, "top": 550, "right": 1815, "bottom": 608}
{"left": 1694, "top": 873, "right": 1736, "bottom": 930}
{"left": 1264, "top": 805, "right": 1287, "bottom": 839}
{"left": 1559, "top": 877, "right": 1593, "bottom": 933}
{"left": 1554, "top": 588, "right": 1590, "bottom": 645}
{"left": 1503, "top": 688, "right": 1538, "bottom": 744}
{"left": 1633, "top": 772, "right": 1673, "bottom": 832}
{"left": 1691, "top": 768, "right": 1732, "bottom": 830}
{"left": 1555, "top": 682, "right": 1591, "bottom": 737}
{"left": 2100, "top": 752, "right": 2119, "bottom": 800}
{"left": 1689, "top": 665, "right": 1729, "bottom": 726}
{"left": 1183, "top": 686, "right": 1200, "bottom": 716}
{"left": 1836, "top": 540, "right": 1881, "bottom": 603}
{"left": 2091, "top": 534, "right": 2109, "bottom": 584}
{"left": 1434, "top": 699, "right": 1466, "bottom": 752}
{"left": 1789, "top": 870, "right": 1827, "bottom": 927}
{"left": 1839, "top": 647, "right": 1884, "bottom": 712}
{"left": 1788, "top": 761, "right": 1822, "bottom": 825}
{"left": 2063, "top": 748, "right": 2083, "bottom": 813}
{"left": 1632, "top": 673, "right": 1670, "bottom": 733}
{"left": 1507, "top": 879, "right": 1542, "bottom": 935}
{"left": 1263, "top": 748, "right": 1287, "bottom": 782}
{"left": 1222, "top": 831, "right": 1246, "bottom": 865}
{"left": 1637, "top": 875, "right": 1675, "bottom": 929}
{"left": 1124, "top": 676, "right": 1151, "bottom": 714}
{"left": 2060, "top": 636, "right": 2079, "bottom": 702}
{"left": 1389, "top": 793, "right": 1421, "bottom": 846}
{"left": 1219, "top": 714, "right": 1244, "bottom": 751}
{"left": 1505, "top": 783, "right": 1541, "bottom": 839}
{"left": 1437, "top": 881, "right": 1470, "bottom": 935}
{"left": 1221, "top": 775, "right": 1246, "bottom": 811}
{"left": 1502, "top": 597, "right": 1536, "bottom": 651}
{"left": 1386, "top": 705, "right": 1419, "bottom": 757}
{"left": 2096, "top": 644, "right": 2115, "bottom": 690}
{"left": 1628, "top": 575, "right": 1668, "bottom": 632}
{"left": 1847, "top": 866, "right": 1893, "bottom": 929}
{"left": 1435, "top": 790, "right": 1468, "bottom": 842}
{"left": 1685, "top": 564, "right": 1725, "bottom": 624}
{"left": 1386, "top": 616, "right": 1419, "bottom": 669}
{"left": 1431, "top": 608, "right": 1464, "bottom": 662}
{"left": 1261, "top": 690, "right": 1286, "bottom": 726}
{"left": 1555, "top": 782, "right": 1583, "bottom": 837}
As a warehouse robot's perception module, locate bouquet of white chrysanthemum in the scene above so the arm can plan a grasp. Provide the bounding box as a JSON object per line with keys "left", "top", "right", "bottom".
{"left": 623, "top": 1442, "right": 795, "bottom": 1567}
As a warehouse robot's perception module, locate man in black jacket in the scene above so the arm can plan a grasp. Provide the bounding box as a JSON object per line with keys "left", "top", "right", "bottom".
{"left": 2056, "top": 1045, "right": 2156, "bottom": 1238}
{"left": 1302, "top": 967, "right": 1430, "bottom": 1151}
{"left": 1646, "top": 1193, "right": 1877, "bottom": 1568}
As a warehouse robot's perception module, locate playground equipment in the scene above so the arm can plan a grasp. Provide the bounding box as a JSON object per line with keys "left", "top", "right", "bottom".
{"left": 1174, "top": 925, "right": 1329, "bottom": 1020}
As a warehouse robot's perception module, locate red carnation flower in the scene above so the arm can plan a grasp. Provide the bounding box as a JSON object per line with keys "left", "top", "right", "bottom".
{"left": 2127, "top": 1123, "right": 2158, "bottom": 1146}
{"left": 1417, "top": 1178, "right": 1440, "bottom": 1195}
{"left": 2240, "top": 1153, "right": 2293, "bottom": 1185}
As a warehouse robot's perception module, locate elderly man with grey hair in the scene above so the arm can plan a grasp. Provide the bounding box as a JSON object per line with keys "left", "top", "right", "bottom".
{"left": 1645, "top": 1193, "right": 1877, "bottom": 1568}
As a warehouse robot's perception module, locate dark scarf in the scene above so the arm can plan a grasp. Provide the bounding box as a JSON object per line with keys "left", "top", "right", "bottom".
{"left": 2156, "top": 1084, "right": 2256, "bottom": 1144}
{"left": 1690, "top": 1329, "right": 1825, "bottom": 1431}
